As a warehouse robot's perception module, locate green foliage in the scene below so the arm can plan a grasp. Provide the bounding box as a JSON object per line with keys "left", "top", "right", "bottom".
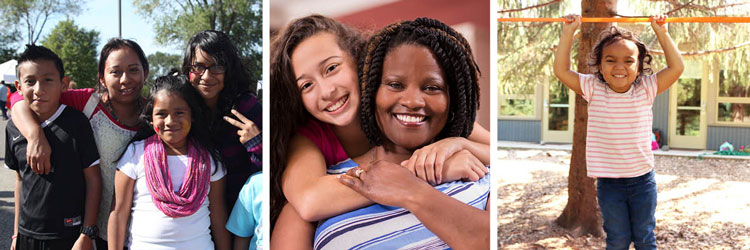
{"left": 0, "top": 0, "right": 83, "bottom": 44}
{"left": 0, "top": 30, "right": 20, "bottom": 62}
{"left": 500, "top": 98, "right": 534, "bottom": 116}
{"left": 498, "top": 1, "right": 572, "bottom": 96}
{"left": 146, "top": 52, "right": 182, "bottom": 84}
{"left": 133, "top": 0, "right": 262, "bottom": 92}
{"left": 499, "top": 0, "right": 750, "bottom": 99}
{"left": 41, "top": 20, "right": 99, "bottom": 89}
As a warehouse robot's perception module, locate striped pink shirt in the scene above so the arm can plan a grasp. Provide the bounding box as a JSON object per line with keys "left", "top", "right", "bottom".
{"left": 579, "top": 73, "right": 658, "bottom": 178}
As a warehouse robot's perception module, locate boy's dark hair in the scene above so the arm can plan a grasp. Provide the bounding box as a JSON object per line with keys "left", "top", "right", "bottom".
{"left": 269, "top": 14, "right": 366, "bottom": 230}
{"left": 588, "top": 26, "right": 653, "bottom": 83}
{"left": 16, "top": 44, "right": 65, "bottom": 79}
{"left": 360, "top": 17, "right": 480, "bottom": 146}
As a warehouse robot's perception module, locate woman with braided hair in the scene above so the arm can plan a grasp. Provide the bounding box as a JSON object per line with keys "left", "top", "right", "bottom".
{"left": 320, "top": 17, "right": 489, "bottom": 249}
{"left": 272, "top": 16, "right": 489, "bottom": 249}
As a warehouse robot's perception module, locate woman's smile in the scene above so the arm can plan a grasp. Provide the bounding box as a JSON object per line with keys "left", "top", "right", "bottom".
{"left": 376, "top": 44, "right": 449, "bottom": 150}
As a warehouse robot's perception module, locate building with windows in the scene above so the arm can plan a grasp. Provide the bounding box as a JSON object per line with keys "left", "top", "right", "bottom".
{"left": 499, "top": 59, "right": 750, "bottom": 150}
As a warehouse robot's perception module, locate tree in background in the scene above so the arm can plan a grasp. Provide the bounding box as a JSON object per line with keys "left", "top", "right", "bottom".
{"left": 499, "top": 0, "right": 750, "bottom": 238}
{"left": 41, "top": 20, "right": 99, "bottom": 89}
{"left": 146, "top": 52, "right": 182, "bottom": 83}
{"left": 134, "top": 0, "right": 262, "bottom": 92}
{"left": 0, "top": 0, "right": 83, "bottom": 45}
{"left": 0, "top": 30, "right": 20, "bottom": 62}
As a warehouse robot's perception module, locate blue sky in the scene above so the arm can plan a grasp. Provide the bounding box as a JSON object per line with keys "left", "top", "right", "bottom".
{"left": 37, "top": 0, "right": 181, "bottom": 56}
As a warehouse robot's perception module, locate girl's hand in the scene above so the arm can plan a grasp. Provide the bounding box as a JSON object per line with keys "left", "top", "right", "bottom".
{"left": 441, "top": 150, "right": 488, "bottom": 184}
{"left": 562, "top": 14, "right": 581, "bottom": 34}
{"left": 10, "top": 235, "right": 16, "bottom": 250}
{"left": 651, "top": 15, "right": 668, "bottom": 34}
{"left": 339, "top": 160, "right": 432, "bottom": 208}
{"left": 224, "top": 109, "right": 260, "bottom": 144}
{"left": 402, "top": 137, "right": 466, "bottom": 185}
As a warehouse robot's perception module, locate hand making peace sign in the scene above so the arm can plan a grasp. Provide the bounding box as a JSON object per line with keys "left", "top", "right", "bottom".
{"left": 223, "top": 109, "right": 260, "bottom": 144}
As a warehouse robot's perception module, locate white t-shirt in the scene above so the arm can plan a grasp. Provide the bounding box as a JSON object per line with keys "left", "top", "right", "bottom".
{"left": 118, "top": 140, "right": 226, "bottom": 250}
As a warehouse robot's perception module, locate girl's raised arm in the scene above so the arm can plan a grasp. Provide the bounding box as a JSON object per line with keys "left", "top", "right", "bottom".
{"left": 652, "top": 15, "right": 685, "bottom": 94}
{"left": 553, "top": 15, "right": 583, "bottom": 95}
{"left": 281, "top": 134, "right": 372, "bottom": 222}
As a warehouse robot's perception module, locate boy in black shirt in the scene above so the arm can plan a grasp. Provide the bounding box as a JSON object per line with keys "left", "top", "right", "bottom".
{"left": 6, "top": 45, "right": 101, "bottom": 250}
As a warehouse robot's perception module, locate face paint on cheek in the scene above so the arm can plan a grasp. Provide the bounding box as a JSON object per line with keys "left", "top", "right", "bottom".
{"left": 189, "top": 73, "right": 196, "bottom": 82}
{"left": 154, "top": 125, "right": 159, "bottom": 133}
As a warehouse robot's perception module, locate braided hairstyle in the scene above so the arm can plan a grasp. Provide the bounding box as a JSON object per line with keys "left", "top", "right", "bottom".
{"left": 360, "top": 17, "right": 480, "bottom": 146}
{"left": 588, "top": 26, "right": 653, "bottom": 83}
{"left": 269, "top": 14, "right": 366, "bottom": 230}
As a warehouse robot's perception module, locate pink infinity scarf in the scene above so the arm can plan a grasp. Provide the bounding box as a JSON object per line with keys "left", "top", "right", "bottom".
{"left": 144, "top": 134, "right": 211, "bottom": 217}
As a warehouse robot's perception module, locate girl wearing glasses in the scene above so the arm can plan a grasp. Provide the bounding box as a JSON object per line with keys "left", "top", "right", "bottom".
{"left": 181, "top": 30, "right": 263, "bottom": 243}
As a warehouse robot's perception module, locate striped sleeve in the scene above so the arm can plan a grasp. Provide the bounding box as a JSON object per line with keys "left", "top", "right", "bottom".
{"left": 578, "top": 73, "right": 597, "bottom": 102}
{"left": 641, "top": 74, "right": 658, "bottom": 105}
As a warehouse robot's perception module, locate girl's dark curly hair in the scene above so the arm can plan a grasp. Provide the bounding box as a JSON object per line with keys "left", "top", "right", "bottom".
{"left": 360, "top": 17, "right": 480, "bottom": 146}
{"left": 588, "top": 26, "right": 653, "bottom": 83}
{"left": 182, "top": 30, "right": 254, "bottom": 132}
{"left": 269, "top": 14, "right": 366, "bottom": 230}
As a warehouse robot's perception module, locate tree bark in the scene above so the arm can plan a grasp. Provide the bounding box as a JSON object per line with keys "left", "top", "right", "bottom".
{"left": 555, "top": 0, "right": 616, "bottom": 237}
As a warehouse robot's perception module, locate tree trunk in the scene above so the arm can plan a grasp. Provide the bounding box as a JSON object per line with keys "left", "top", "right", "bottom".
{"left": 555, "top": 0, "right": 616, "bottom": 237}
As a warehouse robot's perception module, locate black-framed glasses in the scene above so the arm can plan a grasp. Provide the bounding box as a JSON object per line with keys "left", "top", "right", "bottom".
{"left": 190, "top": 64, "right": 226, "bottom": 75}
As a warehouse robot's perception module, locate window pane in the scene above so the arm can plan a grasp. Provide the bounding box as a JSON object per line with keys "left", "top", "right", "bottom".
{"left": 549, "top": 81, "right": 569, "bottom": 105}
{"left": 717, "top": 103, "right": 750, "bottom": 124}
{"left": 676, "top": 78, "right": 701, "bottom": 107}
{"left": 548, "top": 107, "right": 568, "bottom": 131}
{"left": 718, "top": 70, "right": 750, "bottom": 98}
{"left": 676, "top": 109, "right": 701, "bottom": 136}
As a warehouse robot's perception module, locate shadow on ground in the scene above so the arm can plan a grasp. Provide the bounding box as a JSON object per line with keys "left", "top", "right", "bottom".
{"left": 498, "top": 155, "right": 750, "bottom": 250}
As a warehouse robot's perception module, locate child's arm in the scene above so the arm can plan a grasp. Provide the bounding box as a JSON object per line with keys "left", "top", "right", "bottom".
{"left": 440, "top": 149, "right": 488, "bottom": 183}
{"left": 270, "top": 204, "right": 314, "bottom": 250}
{"left": 401, "top": 121, "right": 490, "bottom": 184}
{"left": 12, "top": 173, "right": 20, "bottom": 250}
{"left": 553, "top": 15, "right": 583, "bottom": 95}
{"left": 233, "top": 236, "right": 250, "bottom": 250}
{"left": 282, "top": 134, "right": 372, "bottom": 222}
{"left": 72, "top": 165, "right": 101, "bottom": 250}
{"left": 108, "top": 170, "right": 134, "bottom": 250}
{"left": 10, "top": 100, "right": 51, "bottom": 175}
{"left": 652, "top": 15, "right": 685, "bottom": 94}
{"left": 208, "top": 178, "right": 231, "bottom": 250}
{"left": 403, "top": 136, "right": 489, "bottom": 185}
{"left": 271, "top": 203, "right": 315, "bottom": 250}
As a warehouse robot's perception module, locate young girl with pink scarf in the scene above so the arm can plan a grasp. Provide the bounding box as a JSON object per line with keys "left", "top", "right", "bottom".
{"left": 108, "top": 74, "right": 231, "bottom": 250}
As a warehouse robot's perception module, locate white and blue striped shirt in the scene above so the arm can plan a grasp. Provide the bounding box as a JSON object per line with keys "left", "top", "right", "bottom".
{"left": 315, "top": 159, "right": 490, "bottom": 250}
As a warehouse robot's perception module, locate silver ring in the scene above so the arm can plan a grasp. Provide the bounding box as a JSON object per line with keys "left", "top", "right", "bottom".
{"left": 354, "top": 169, "right": 365, "bottom": 178}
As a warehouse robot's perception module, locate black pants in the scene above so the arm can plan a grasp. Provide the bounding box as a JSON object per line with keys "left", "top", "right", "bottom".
{"left": 94, "top": 238, "right": 108, "bottom": 250}
{"left": 0, "top": 100, "right": 7, "bottom": 118}
{"left": 16, "top": 233, "right": 76, "bottom": 250}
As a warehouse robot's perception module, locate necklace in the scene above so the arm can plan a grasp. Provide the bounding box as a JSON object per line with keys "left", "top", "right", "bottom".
{"left": 102, "top": 94, "right": 143, "bottom": 127}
